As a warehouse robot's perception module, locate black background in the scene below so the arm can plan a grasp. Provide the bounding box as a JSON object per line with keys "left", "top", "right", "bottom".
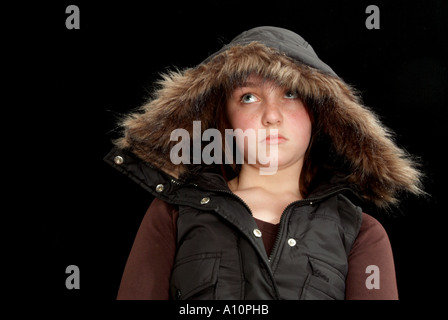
{"left": 11, "top": 0, "right": 447, "bottom": 312}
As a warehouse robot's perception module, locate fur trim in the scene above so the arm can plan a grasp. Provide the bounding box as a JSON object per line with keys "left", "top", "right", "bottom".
{"left": 115, "top": 42, "right": 424, "bottom": 207}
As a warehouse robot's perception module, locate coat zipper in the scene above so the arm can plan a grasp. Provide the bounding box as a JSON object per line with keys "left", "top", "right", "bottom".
{"left": 176, "top": 177, "right": 350, "bottom": 263}
{"left": 175, "top": 181, "right": 350, "bottom": 300}
{"left": 210, "top": 186, "right": 351, "bottom": 264}
{"left": 267, "top": 187, "right": 352, "bottom": 264}
{"left": 209, "top": 188, "right": 255, "bottom": 217}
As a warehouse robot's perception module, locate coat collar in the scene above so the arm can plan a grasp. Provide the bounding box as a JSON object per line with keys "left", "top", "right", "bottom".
{"left": 104, "top": 146, "right": 359, "bottom": 208}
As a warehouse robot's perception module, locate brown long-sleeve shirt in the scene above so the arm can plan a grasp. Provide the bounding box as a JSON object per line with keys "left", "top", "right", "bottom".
{"left": 117, "top": 198, "right": 398, "bottom": 300}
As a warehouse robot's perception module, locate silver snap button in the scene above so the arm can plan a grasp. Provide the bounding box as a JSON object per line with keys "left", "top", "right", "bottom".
{"left": 155, "top": 184, "right": 164, "bottom": 193}
{"left": 200, "top": 197, "right": 210, "bottom": 205}
{"left": 287, "top": 238, "right": 297, "bottom": 247}
{"left": 113, "top": 155, "right": 124, "bottom": 165}
{"left": 253, "top": 228, "right": 262, "bottom": 238}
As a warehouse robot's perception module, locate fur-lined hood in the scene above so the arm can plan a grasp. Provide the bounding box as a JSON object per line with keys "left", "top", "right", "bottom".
{"left": 114, "top": 26, "right": 423, "bottom": 207}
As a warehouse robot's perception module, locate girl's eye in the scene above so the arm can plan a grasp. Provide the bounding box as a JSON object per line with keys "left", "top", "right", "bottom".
{"left": 284, "top": 91, "right": 299, "bottom": 99}
{"left": 241, "top": 93, "right": 258, "bottom": 104}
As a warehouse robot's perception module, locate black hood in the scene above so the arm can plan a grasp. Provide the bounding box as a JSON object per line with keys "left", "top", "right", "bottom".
{"left": 203, "top": 26, "right": 337, "bottom": 77}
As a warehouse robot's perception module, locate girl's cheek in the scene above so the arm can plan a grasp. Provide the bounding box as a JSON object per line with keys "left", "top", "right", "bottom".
{"left": 229, "top": 111, "right": 254, "bottom": 131}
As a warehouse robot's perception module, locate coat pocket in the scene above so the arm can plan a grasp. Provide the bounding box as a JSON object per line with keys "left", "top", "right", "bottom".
{"left": 170, "top": 252, "right": 221, "bottom": 300}
{"left": 300, "top": 256, "right": 346, "bottom": 300}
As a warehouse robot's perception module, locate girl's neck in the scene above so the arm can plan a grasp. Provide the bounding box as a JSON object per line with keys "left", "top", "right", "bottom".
{"left": 229, "top": 162, "right": 303, "bottom": 198}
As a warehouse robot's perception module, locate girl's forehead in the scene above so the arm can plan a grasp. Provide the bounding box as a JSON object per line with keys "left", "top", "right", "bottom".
{"left": 235, "top": 74, "right": 280, "bottom": 89}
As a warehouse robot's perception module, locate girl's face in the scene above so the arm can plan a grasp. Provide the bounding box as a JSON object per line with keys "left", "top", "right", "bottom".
{"left": 226, "top": 74, "right": 312, "bottom": 173}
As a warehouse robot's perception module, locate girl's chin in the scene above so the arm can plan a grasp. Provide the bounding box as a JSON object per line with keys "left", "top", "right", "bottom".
{"left": 244, "top": 158, "right": 303, "bottom": 172}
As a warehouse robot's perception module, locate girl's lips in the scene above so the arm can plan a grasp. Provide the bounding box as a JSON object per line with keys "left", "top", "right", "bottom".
{"left": 261, "top": 135, "right": 288, "bottom": 144}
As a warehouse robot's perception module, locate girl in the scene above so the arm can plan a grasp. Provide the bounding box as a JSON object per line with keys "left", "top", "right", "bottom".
{"left": 105, "top": 26, "right": 423, "bottom": 300}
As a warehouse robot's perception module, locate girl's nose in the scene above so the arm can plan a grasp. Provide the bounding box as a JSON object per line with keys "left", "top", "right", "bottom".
{"left": 261, "top": 100, "right": 282, "bottom": 126}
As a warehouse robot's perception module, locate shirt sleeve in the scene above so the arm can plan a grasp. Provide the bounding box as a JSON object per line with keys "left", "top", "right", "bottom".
{"left": 345, "top": 213, "right": 399, "bottom": 300}
{"left": 117, "top": 198, "right": 178, "bottom": 300}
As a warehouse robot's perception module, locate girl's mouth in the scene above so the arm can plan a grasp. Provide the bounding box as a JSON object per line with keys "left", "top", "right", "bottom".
{"left": 261, "top": 134, "right": 287, "bottom": 144}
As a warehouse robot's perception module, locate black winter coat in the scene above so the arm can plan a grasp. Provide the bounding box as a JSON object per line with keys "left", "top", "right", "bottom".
{"left": 105, "top": 147, "right": 362, "bottom": 299}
